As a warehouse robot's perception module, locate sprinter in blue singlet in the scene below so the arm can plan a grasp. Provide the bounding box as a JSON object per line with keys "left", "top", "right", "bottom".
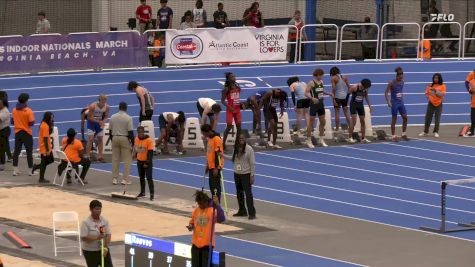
{"left": 385, "top": 67, "right": 409, "bottom": 142}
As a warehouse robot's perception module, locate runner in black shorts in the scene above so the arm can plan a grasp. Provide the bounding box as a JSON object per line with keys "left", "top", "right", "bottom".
{"left": 330, "top": 67, "right": 351, "bottom": 132}
{"left": 305, "top": 68, "right": 334, "bottom": 148}
{"left": 348, "top": 79, "right": 372, "bottom": 144}
{"left": 287, "top": 76, "right": 310, "bottom": 133}
{"left": 244, "top": 90, "right": 267, "bottom": 134}
{"left": 156, "top": 111, "right": 186, "bottom": 154}
{"left": 258, "top": 89, "right": 288, "bottom": 149}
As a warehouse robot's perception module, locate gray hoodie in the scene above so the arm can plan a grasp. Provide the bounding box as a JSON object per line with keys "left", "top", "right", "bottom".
{"left": 229, "top": 144, "right": 256, "bottom": 176}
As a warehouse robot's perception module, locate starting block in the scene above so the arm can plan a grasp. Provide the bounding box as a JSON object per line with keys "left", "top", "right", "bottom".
{"left": 183, "top": 118, "right": 204, "bottom": 149}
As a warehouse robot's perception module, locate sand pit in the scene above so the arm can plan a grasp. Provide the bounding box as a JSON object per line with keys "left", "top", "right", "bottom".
{"left": 0, "top": 187, "right": 239, "bottom": 242}
{"left": 0, "top": 254, "right": 52, "bottom": 267}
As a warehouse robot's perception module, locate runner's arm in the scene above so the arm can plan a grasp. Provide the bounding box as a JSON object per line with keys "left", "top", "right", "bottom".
{"left": 384, "top": 82, "right": 392, "bottom": 106}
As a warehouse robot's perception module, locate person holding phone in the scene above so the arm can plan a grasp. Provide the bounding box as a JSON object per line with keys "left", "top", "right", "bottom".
{"left": 419, "top": 73, "right": 446, "bottom": 137}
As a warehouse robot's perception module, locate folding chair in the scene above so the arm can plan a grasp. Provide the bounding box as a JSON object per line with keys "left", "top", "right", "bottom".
{"left": 52, "top": 150, "right": 84, "bottom": 187}
{"left": 52, "top": 211, "right": 82, "bottom": 256}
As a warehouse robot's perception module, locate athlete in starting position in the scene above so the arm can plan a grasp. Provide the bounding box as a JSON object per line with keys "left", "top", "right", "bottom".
{"left": 259, "top": 89, "right": 288, "bottom": 149}
{"left": 245, "top": 90, "right": 267, "bottom": 134}
{"left": 156, "top": 111, "right": 186, "bottom": 154}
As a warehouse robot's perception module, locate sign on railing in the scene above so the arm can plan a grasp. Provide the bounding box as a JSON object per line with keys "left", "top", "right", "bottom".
{"left": 0, "top": 31, "right": 148, "bottom": 74}
{"left": 164, "top": 26, "right": 289, "bottom": 65}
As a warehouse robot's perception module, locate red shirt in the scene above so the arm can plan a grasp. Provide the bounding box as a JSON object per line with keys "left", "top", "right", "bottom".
{"left": 136, "top": 5, "right": 152, "bottom": 23}
{"left": 226, "top": 85, "right": 241, "bottom": 109}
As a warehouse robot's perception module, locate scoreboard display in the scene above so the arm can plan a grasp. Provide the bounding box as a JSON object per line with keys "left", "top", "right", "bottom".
{"left": 124, "top": 232, "right": 225, "bottom": 267}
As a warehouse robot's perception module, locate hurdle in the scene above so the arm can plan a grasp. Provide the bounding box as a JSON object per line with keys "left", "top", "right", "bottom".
{"left": 420, "top": 178, "right": 475, "bottom": 233}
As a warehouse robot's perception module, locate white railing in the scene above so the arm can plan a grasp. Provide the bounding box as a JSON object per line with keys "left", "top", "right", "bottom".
{"left": 299, "top": 24, "right": 338, "bottom": 62}
{"left": 462, "top": 22, "right": 475, "bottom": 59}
{"left": 380, "top": 22, "right": 420, "bottom": 60}
{"left": 339, "top": 23, "right": 380, "bottom": 61}
{"left": 421, "top": 22, "right": 462, "bottom": 60}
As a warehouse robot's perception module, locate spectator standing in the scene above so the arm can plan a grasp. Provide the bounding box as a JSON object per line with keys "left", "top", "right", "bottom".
{"left": 109, "top": 102, "right": 134, "bottom": 185}
{"left": 181, "top": 11, "right": 196, "bottom": 30}
{"left": 213, "top": 3, "right": 229, "bottom": 29}
{"left": 157, "top": 0, "right": 173, "bottom": 30}
{"left": 35, "top": 11, "right": 50, "bottom": 34}
{"left": 11, "top": 93, "right": 35, "bottom": 176}
{"left": 243, "top": 2, "right": 264, "bottom": 28}
{"left": 419, "top": 31, "right": 431, "bottom": 60}
{"left": 201, "top": 124, "right": 224, "bottom": 202}
{"left": 464, "top": 70, "right": 475, "bottom": 137}
{"left": 31, "top": 112, "right": 55, "bottom": 183}
{"left": 0, "top": 97, "right": 9, "bottom": 171}
{"left": 57, "top": 128, "right": 91, "bottom": 184}
{"left": 151, "top": 33, "right": 165, "bottom": 68}
{"left": 187, "top": 191, "right": 225, "bottom": 267}
{"left": 428, "top": 0, "right": 442, "bottom": 52}
{"left": 419, "top": 73, "right": 446, "bottom": 137}
{"left": 136, "top": 0, "right": 152, "bottom": 34}
{"left": 0, "top": 92, "right": 12, "bottom": 163}
{"left": 80, "top": 200, "right": 113, "bottom": 267}
{"left": 288, "top": 10, "right": 306, "bottom": 62}
{"left": 134, "top": 126, "right": 155, "bottom": 200}
{"left": 358, "top": 17, "right": 377, "bottom": 60}
{"left": 193, "top": 0, "right": 207, "bottom": 28}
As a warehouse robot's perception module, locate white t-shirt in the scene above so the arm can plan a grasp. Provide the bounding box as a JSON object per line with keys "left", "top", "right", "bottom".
{"left": 193, "top": 8, "right": 207, "bottom": 27}
{"left": 162, "top": 112, "right": 179, "bottom": 120}
{"left": 198, "top": 98, "right": 216, "bottom": 110}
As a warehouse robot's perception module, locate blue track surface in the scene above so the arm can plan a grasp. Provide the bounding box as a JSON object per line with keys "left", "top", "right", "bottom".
{"left": 2, "top": 60, "right": 475, "bottom": 266}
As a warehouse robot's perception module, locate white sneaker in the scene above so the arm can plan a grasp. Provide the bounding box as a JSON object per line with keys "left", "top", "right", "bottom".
{"left": 362, "top": 138, "right": 371, "bottom": 144}
{"left": 319, "top": 139, "right": 328, "bottom": 147}
{"left": 418, "top": 132, "right": 427, "bottom": 137}
{"left": 306, "top": 140, "right": 315, "bottom": 148}
{"left": 13, "top": 167, "right": 20, "bottom": 176}
{"left": 112, "top": 178, "right": 118, "bottom": 185}
{"left": 273, "top": 144, "right": 282, "bottom": 149}
{"left": 347, "top": 138, "right": 356, "bottom": 144}
{"left": 434, "top": 132, "right": 439, "bottom": 138}
{"left": 121, "top": 180, "right": 132, "bottom": 185}
{"left": 267, "top": 141, "right": 274, "bottom": 148}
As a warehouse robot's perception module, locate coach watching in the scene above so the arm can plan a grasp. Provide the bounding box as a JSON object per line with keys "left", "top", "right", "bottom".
{"left": 80, "top": 200, "right": 113, "bottom": 267}
{"left": 109, "top": 102, "right": 134, "bottom": 185}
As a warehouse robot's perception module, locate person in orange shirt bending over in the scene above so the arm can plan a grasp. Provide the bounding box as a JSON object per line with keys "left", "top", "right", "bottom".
{"left": 31, "top": 112, "right": 55, "bottom": 183}
{"left": 419, "top": 32, "right": 431, "bottom": 60}
{"left": 134, "top": 126, "right": 155, "bottom": 201}
{"left": 465, "top": 70, "right": 475, "bottom": 137}
{"left": 419, "top": 73, "right": 446, "bottom": 138}
{"left": 201, "top": 124, "right": 224, "bottom": 202}
{"left": 11, "top": 93, "right": 36, "bottom": 176}
{"left": 187, "top": 190, "right": 225, "bottom": 267}
{"left": 58, "top": 128, "right": 91, "bottom": 184}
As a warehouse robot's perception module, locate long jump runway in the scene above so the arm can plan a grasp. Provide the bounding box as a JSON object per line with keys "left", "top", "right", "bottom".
{"left": 1, "top": 60, "right": 475, "bottom": 266}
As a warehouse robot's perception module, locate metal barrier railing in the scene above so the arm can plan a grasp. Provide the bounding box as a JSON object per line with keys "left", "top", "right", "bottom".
{"left": 462, "top": 21, "right": 475, "bottom": 59}
{"left": 421, "top": 22, "right": 462, "bottom": 60}
{"left": 339, "top": 23, "right": 380, "bottom": 61}
{"left": 299, "top": 24, "right": 338, "bottom": 62}
{"left": 380, "top": 22, "right": 420, "bottom": 60}
{"left": 266, "top": 25, "right": 299, "bottom": 63}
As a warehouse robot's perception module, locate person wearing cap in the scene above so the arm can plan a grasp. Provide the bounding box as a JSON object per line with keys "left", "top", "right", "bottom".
{"left": 127, "top": 81, "right": 155, "bottom": 122}
{"left": 57, "top": 128, "right": 91, "bottom": 184}
{"left": 109, "top": 102, "right": 134, "bottom": 185}
{"left": 80, "top": 200, "right": 113, "bottom": 267}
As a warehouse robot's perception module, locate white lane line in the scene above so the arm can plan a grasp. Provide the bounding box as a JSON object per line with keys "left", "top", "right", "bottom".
{"left": 89, "top": 167, "right": 475, "bottom": 244}
{"left": 301, "top": 149, "right": 475, "bottom": 179}
{"left": 257, "top": 152, "right": 475, "bottom": 191}
{"left": 345, "top": 146, "right": 475, "bottom": 169}
{"left": 222, "top": 236, "right": 367, "bottom": 267}
{"left": 387, "top": 143, "right": 475, "bottom": 159}
{"left": 257, "top": 77, "right": 273, "bottom": 88}
{"left": 169, "top": 158, "right": 475, "bottom": 213}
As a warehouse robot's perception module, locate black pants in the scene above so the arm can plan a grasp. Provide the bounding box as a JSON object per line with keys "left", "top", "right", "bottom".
{"left": 234, "top": 173, "right": 256, "bottom": 216}
{"left": 13, "top": 130, "right": 33, "bottom": 168}
{"left": 83, "top": 249, "right": 113, "bottom": 267}
{"left": 138, "top": 160, "right": 154, "bottom": 196}
{"left": 0, "top": 127, "right": 12, "bottom": 164}
{"left": 58, "top": 158, "right": 91, "bottom": 179}
{"left": 191, "top": 245, "right": 211, "bottom": 267}
{"left": 153, "top": 56, "right": 164, "bottom": 68}
{"left": 139, "top": 110, "right": 154, "bottom": 122}
{"left": 209, "top": 169, "right": 222, "bottom": 202}
{"left": 471, "top": 108, "right": 475, "bottom": 133}
{"left": 362, "top": 46, "right": 376, "bottom": 60}
{"left": 289, "top": 39, "right": 304, "bottom": 62}
{"left": 424, "top": 102, "right": 443, "bottom": 134}
{"left": 33, "top": 154, "right": 54, "bottom": 180}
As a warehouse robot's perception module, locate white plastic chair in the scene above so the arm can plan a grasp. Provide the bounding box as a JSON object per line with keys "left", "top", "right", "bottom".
{"left": 52, "top": 211, "right": 82, "bottom": 256}
{"left": 52, "top": 150, "right": 84, "bottom": 187}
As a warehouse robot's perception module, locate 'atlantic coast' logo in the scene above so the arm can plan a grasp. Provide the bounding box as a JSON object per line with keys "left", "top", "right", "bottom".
{"left": 255, "top": 33, "right": 285, "bottom": 53}
{"left": 170, "top": 35, "right": 203, "bottom": 59}
{"left": 208, "top": 41, "right": 249, "bottom": 50}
